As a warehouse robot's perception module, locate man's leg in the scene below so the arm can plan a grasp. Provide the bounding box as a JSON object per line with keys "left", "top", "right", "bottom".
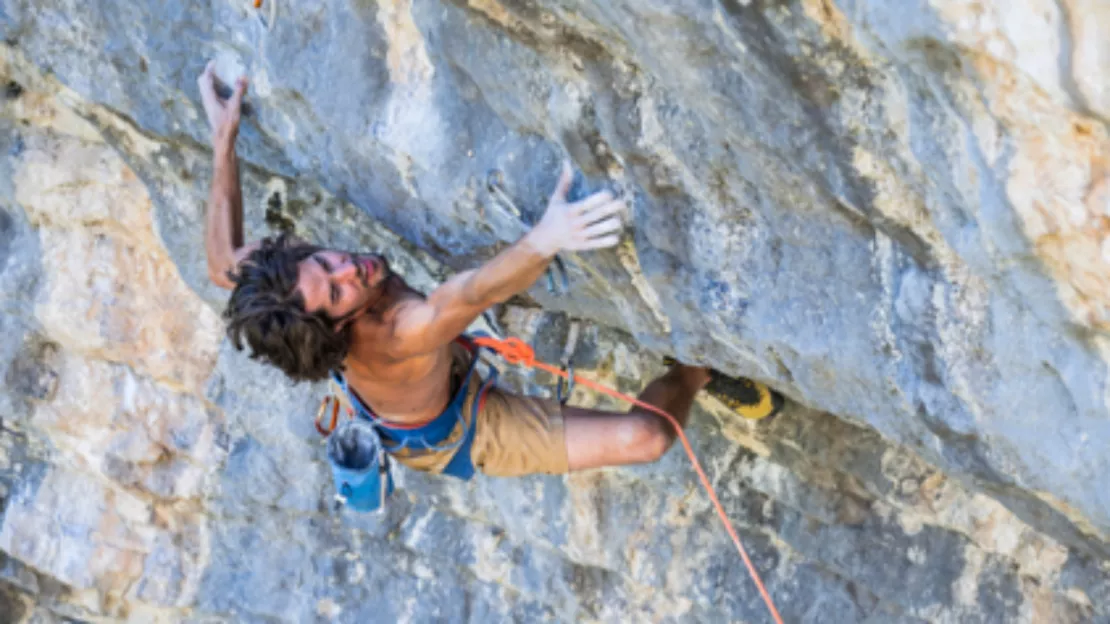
{"left": 563, "top": 364, "right": 711, "bottom": 471}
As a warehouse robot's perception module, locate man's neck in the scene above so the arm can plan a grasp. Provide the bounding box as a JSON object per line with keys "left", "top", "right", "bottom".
{"left": 345, "top": 275, "right": 421, "bottom": 362}
{"left": 372, "top": 274, "right": 414, "bottom": 317}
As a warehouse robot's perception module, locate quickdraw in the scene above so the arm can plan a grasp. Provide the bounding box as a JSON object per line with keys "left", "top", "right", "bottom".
{"left": 555, "top": 361, "right": 575, "bottom": 404}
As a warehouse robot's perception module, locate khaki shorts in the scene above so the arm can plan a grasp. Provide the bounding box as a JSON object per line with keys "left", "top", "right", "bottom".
{"left": 349, "top": 343, "right": 569, "bottom": 477}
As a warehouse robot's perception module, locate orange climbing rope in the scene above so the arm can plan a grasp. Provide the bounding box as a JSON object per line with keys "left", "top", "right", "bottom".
{"left": 472, "top": 336, "right": 784, "bottom": 624}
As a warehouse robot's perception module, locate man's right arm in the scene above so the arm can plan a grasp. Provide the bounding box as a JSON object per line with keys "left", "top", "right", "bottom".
{"left": 199, "top": 62, "right": 256, "bottom": 290}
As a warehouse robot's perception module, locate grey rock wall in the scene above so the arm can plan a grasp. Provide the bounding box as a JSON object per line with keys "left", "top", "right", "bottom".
{"left": 4, "top": 0, "right": 1109, "bottom": 547}
{"left": 0, "top": 0, "right": 1109, "bottom": 621}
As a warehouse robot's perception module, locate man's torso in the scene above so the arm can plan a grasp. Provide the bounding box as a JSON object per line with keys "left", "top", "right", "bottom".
{"left": 342, "top": 275, "right": 457, "bottom": 424}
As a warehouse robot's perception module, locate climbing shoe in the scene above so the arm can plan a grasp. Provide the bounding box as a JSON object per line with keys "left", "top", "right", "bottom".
{"left": 662, "top": 356, "right": 785, "bottom": 421}
{"left": 705, "top": 372, "right": 784, "bottom": 421}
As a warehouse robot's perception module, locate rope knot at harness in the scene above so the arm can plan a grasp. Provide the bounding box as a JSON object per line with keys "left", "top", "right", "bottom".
{"left": 474, "top": 336, "right": 535, "bottom": 366}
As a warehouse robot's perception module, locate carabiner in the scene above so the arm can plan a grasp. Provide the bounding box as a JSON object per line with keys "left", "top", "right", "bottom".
{"left": 315, "top": 396, "right": 342, "bottom": 437}
{"left": 546, "top": 255, "right": 570, "bottom": 296}
{"left": 485, "top": 168, "right": 522, "bottom": 218}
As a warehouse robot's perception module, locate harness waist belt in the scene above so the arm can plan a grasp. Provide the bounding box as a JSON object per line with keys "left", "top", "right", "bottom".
{"left": 331, "top": 335, "right": 497, "bottom": 481}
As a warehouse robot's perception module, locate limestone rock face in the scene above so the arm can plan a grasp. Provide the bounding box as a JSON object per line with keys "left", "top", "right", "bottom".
{"left": 0, "top": 1, "right": 1109, "bottom": 622}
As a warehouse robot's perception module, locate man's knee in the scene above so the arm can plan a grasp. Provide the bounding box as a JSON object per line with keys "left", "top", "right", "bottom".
{"left": 615, "top": 414, "right": 672, "bottom": 463}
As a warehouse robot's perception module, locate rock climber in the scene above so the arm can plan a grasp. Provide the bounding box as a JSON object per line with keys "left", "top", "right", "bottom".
{"left": 197, "top": 62, "right": 714, "bottom": 481}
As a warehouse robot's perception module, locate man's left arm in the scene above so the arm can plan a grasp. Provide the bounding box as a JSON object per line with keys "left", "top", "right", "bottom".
{"left": 388, "top": 163, "right": 625, "bottom": 357}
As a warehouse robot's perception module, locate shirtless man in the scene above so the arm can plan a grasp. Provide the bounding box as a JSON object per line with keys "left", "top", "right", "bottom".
{"left": 198, "top": 62, "right": 710, "bottom": 483}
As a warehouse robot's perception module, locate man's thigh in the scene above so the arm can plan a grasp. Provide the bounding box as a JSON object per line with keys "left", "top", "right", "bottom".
{"left": 471, "top": 386, "right": 570, "bottom": 476}
{"left": 473, "top": 390, "right": 664, "bottom": 475}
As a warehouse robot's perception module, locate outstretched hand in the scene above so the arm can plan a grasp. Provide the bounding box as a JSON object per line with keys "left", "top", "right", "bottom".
{"left": 529, "top": 162, "right": 627, "bottom": 257}
{"left": 197, "top": 60, "right": 247, "bottom": 147}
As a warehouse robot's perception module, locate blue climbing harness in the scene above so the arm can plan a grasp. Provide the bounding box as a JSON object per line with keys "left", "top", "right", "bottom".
{"left": 324, "top": 336, "right": 498, "bottom": 512}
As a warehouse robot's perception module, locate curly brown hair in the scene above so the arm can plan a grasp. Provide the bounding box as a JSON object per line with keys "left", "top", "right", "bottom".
{"left": 223, "top": 234, "right": 352, "bottom": 382}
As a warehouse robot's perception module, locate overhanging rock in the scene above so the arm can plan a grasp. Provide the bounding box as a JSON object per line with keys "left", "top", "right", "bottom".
{"left": 1, "top": 0, "right": 1109, "bottom": 620}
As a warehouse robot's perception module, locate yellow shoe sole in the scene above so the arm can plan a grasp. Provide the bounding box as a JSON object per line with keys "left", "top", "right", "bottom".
{"left": 706, "top": 374, "right": 784, "bottom": 421}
